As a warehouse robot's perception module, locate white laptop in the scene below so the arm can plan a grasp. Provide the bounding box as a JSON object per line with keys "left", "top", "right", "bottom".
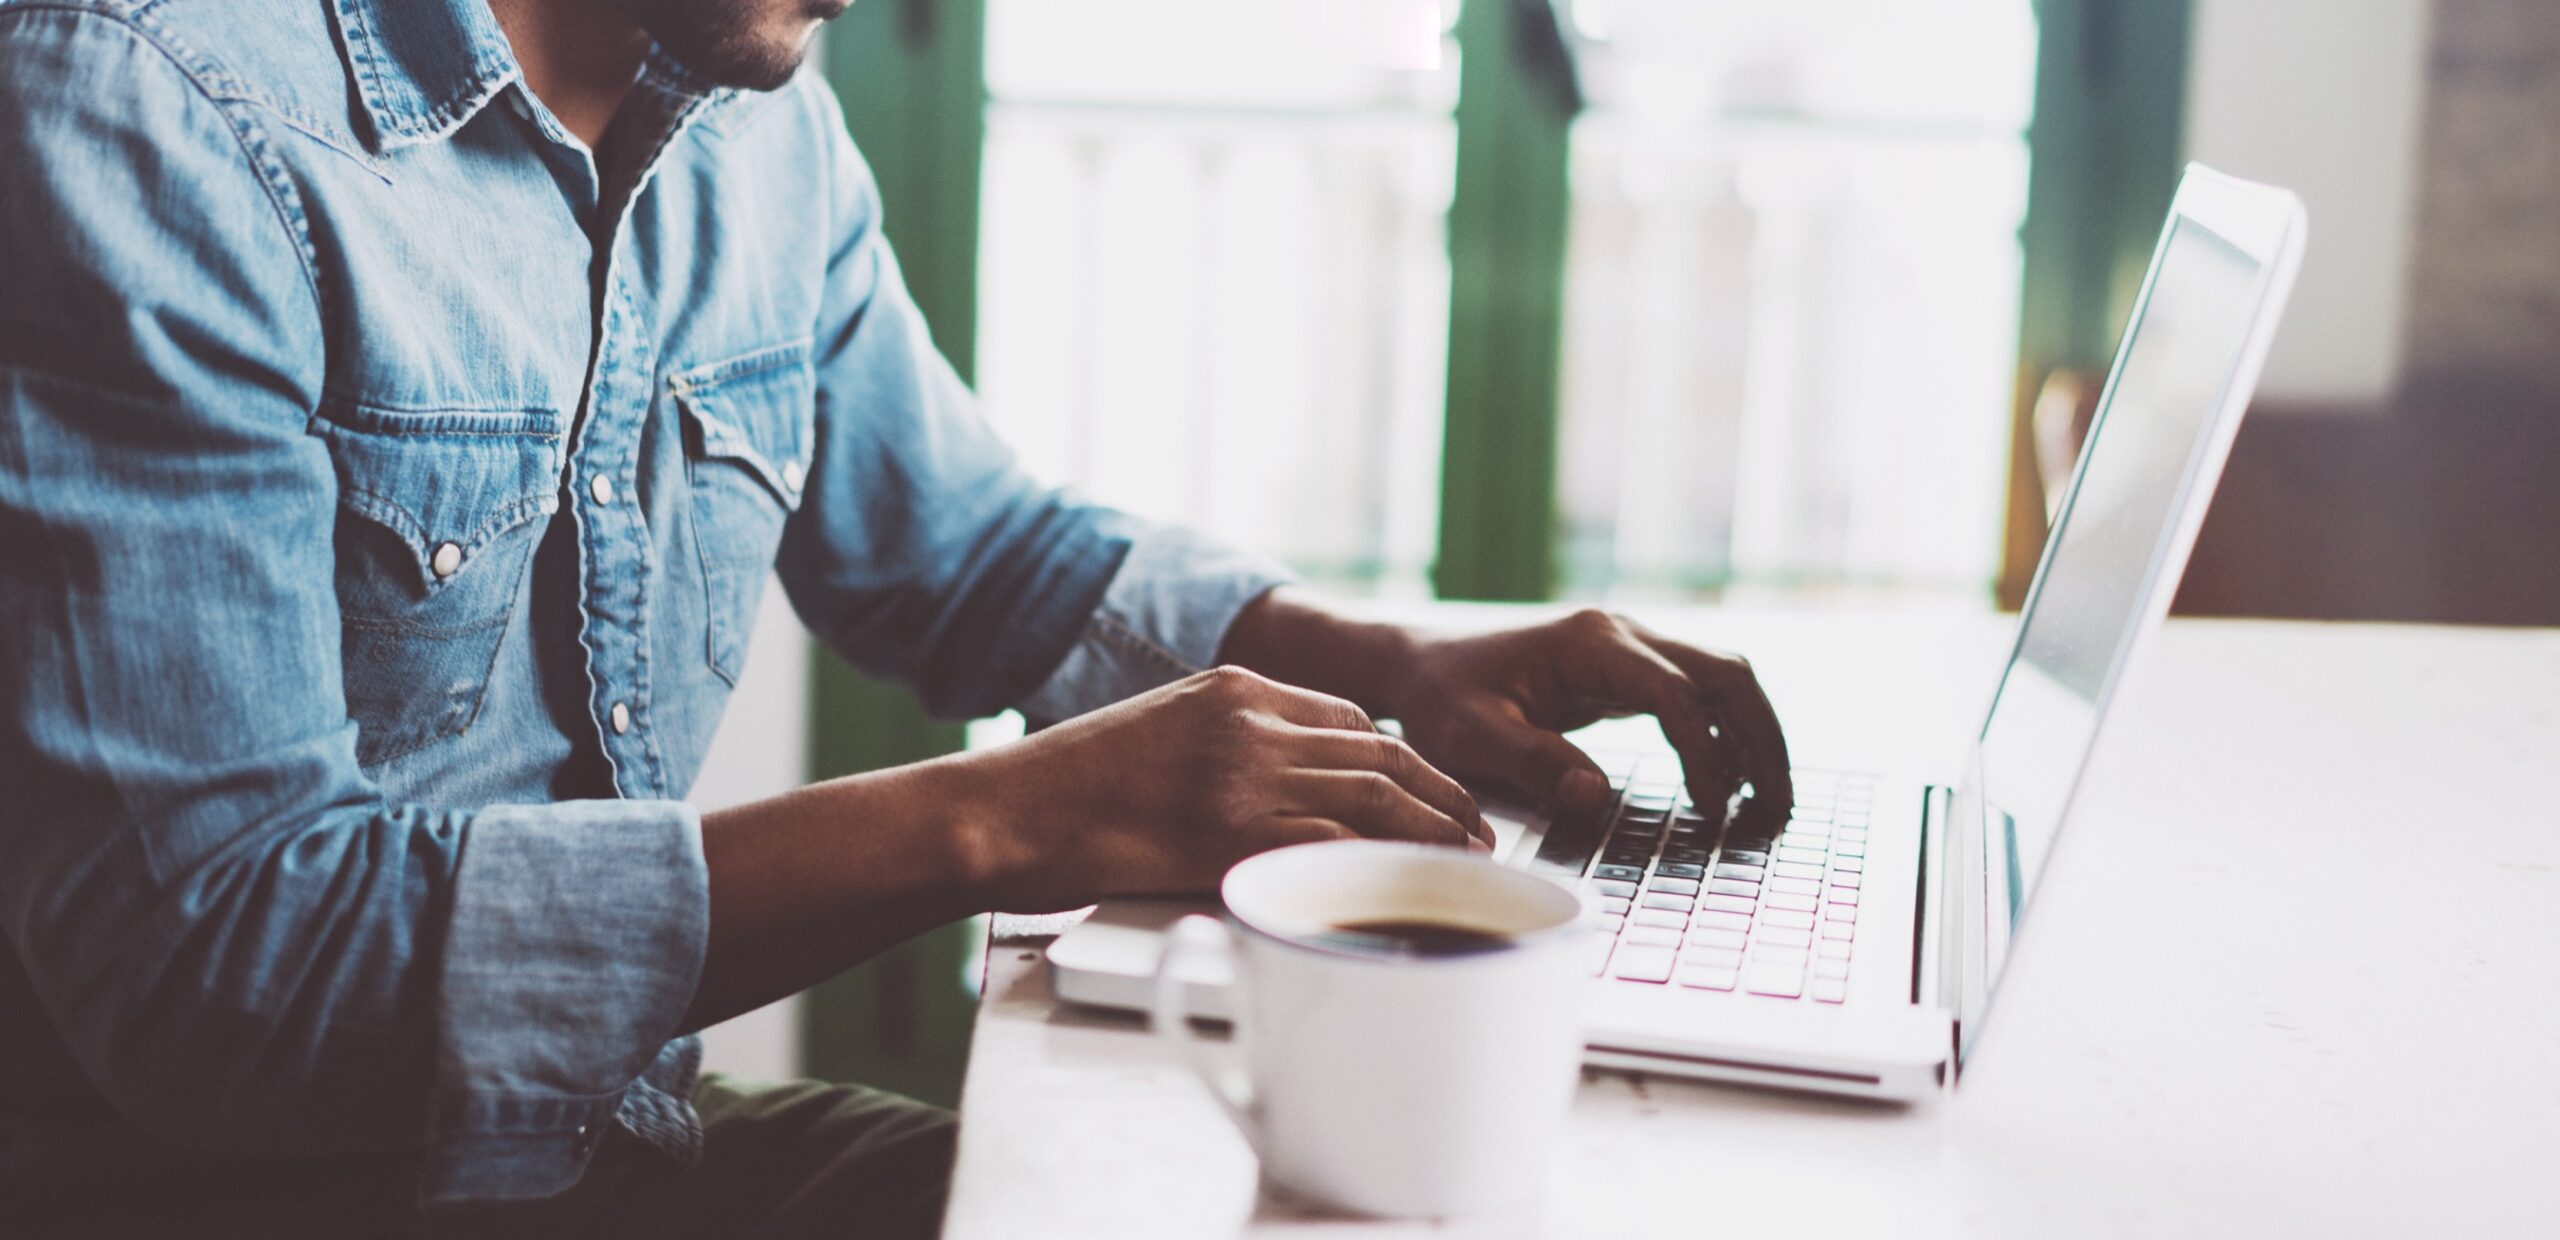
{"left": 1048, "top": 165, "right": 2306, "bottom": 1100}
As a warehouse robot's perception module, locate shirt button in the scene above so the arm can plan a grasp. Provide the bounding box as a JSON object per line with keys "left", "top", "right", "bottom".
{"left": 610, "top": 702, "right": 631, "bottom": 735}
{"left": 430, "top": 542, "right": 462, "bottom": 578}
{"left": 589, "top": 474, "right": 615, "bottom": 506}
{"left": 781, "top": 460, "right": 805, "bottom": 494}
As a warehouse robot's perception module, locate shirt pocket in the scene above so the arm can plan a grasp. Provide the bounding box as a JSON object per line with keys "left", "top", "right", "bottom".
{"left": 672, "top": 342, "right": 813, "bottom": 684}
{"left": 309, "top": 400, "right": 566, "bottom": 766}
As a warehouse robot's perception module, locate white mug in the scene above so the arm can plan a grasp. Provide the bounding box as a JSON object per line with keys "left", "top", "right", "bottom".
{"left": 1151, "top": 839, "right": 1590, "bottom": 1218}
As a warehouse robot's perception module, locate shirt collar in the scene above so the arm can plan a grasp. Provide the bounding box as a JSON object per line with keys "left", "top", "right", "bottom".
{"left": 331, "top": 0, "right": 523, "bottom": 152}
{"left": 331, "top": 0, "right": 746, "bottom": 159}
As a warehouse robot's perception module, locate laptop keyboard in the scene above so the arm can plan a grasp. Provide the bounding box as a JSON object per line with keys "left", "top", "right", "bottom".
{"left": 1530, "top": 756, "right": 1873, "bottom": 1003}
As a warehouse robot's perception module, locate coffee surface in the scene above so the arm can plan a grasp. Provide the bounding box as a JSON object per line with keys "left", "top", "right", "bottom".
{"left": 1314, "top": 917, "right": 1513, "bottom": 957}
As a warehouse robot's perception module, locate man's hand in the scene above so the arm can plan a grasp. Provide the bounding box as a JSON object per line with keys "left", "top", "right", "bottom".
{"left": 1220, "top": 589, "right": 1794, "bottom": 833}
{"left": 962, "top": 666, "right": 1491, "bottom": 912}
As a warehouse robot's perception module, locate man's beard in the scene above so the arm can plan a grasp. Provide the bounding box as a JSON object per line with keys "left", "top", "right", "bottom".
{"left": 618, "top": 0, "right": 834, "bottom": 92}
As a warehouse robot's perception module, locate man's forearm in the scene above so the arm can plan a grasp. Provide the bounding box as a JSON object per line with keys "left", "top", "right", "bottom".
{"left": 1216, "top": 586, "right": 1422, "bottom": 720}
{"left": 682, "top": 754, "right": 1005, "bottom": 1031}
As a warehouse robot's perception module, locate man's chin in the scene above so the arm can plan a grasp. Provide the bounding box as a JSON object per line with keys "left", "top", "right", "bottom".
{"left": 672, "top": 26, "right": 817, "bottom": 91}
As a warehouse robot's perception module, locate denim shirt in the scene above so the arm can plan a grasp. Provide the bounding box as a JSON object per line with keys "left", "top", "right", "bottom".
{"left": 0, "top": 0, "right": 1286, "bottom": 1205}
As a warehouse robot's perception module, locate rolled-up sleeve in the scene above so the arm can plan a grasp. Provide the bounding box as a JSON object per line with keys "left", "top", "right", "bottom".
{"left": 775, "top": 77, "right": 1293, "bottom": 722}
{"left": 1014, "top": 524, "right": 1295, "bottom": 724}
{"left": 0, "top": 11, "right": 703, "bottom": 1203}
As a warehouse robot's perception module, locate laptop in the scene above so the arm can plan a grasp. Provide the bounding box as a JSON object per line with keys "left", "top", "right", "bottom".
{"left": 1048, "top": 164, "right": 2307, "bottom": 1100}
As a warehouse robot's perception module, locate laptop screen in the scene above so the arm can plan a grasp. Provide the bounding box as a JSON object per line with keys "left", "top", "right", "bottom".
{"left": 1955, "top": 210, "right": 2277, "bottom": 1047}
{"left": 1978, "top": 219, "right": 2263, "bottom": 888}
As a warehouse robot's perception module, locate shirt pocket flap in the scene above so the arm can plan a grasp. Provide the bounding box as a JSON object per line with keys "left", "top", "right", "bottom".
{"left": 671, "top": 342, "right": 813, "bottom": 513}
{"left": 308, "top": 401, "right": 567, "bottom": 595}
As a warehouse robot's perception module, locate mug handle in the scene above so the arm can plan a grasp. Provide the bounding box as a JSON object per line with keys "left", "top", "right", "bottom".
{"left": 1150, "top": 914, "right": 1260, "bottom": 1151}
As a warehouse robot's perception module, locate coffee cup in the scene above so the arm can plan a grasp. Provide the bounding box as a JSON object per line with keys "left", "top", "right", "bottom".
{"left": 1151, "top": 839, "right": 1589, "bottom": 1217}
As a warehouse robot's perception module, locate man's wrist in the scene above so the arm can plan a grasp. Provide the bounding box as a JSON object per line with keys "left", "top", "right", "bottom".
{"left": 910, "top": 747, "right": 1036, "bottom": 906}
{"left": 1216, "top": 586, "right": 1424, "bottom": 721}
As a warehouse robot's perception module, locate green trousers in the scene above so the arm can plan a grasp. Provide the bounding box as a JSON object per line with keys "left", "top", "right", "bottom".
{"left": 21, "top": 1075, "right": 956, "bottom": 1240}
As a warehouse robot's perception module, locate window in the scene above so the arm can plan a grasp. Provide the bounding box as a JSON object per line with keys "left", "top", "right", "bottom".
{"left": 1556, "top": 0, "right": 2036, "bottom": 602}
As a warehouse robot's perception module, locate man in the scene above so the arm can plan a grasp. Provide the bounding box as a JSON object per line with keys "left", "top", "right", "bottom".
{"left": 0, "top": 0, "right": 1792, "bottom": 1233}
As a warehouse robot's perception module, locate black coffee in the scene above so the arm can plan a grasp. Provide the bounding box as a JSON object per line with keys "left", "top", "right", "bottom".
{"left": 1315, "top": 917, "right": 1513, "bottom": 958}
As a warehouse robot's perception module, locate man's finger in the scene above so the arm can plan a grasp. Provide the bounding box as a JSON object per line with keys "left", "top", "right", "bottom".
{"left": 1469, "top": 699, "right": 1614, "bottom": 816}
{"left": 1630, "top": 624, "right": 1794, "bottom": 829}
{"left": 1289, "top": 728, "right": 1490, "bottom": 847}
{"left": 1254, "top": 816, "right": 1360, "bottom": 851}
{"left": 1560, "top": 621, "right": 1743, "bottom": 813}
{"left": 1279, "top": 770, "right": 1481, "bottom": 849}
{"left": 1241, "top": 673, "right": 1379, "bottom": 735}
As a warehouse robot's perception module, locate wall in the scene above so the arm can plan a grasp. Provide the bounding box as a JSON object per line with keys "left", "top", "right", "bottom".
{"left": 2176, "top": 0, "right": 2560, "bottom": 627}
{"left": 2181, "top": 0, "right": 2432, "bottom": 405}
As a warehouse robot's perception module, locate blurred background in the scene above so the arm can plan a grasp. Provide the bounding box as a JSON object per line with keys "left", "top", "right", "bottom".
{"left": 690, "top": 0, "right": 2560, "bottom": 1101}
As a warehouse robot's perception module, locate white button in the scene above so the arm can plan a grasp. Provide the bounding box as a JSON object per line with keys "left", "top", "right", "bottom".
{"left": 780, "top": 460, "right": 805, "bottom": 493}
{"left": 589, "top": 474, "right": 615, "bottom": 506}
{"left": 430, "top": 542, "right": 462, "bottom": 578}
{"left": 609, "top": 702, "right": 631, "bottom": 735}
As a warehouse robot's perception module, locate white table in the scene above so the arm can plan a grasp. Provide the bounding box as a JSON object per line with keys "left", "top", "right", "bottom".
{"left": 941, "top": 607, "right": 2560, "bottom": 1239}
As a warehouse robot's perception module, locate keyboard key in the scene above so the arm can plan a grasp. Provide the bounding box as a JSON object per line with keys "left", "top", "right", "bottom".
{"left": 1625, "top": 926, "right": 1681, "bottom": 946}
{"left": 1767, "top": 876, "right": 1821, "bottom": 896}
{"left": 1817, "top": 940, "right": 1852, "bottom": 960}
{"left": 1833, "top": 841, "right": 1866, "bottom": 859}
{"left": 1687, "top": 946, "right": 1745, "bottom": 971}
{"left": 1601, "top": 849, "right": 1653, "bottom": 869}
{"left": 1688, "top": 927, "right": 1748, "bottom": 951}
{"left": 1826, "top": 888, "right": 1860, "bottom": 907}
{"left": 1613, "top": 945, "right": 1676, "bottom": 983}
{"left": 1744, "top": 966, "right": 1805, "bottom": 998}
{"left": 1633, "top": 909, "right": 1687, "bottom": 930}
{"left": 1593, "top": 864, "right": 1645, "bottom": 884}
{"left": 1814, "top": 958, "right": 1851, "bottom": 980}
{"left": 1699, "top": 894, "right": 1755, "bottom": 916}
{"left": 1625, "top": 793, "right": 1677, "bottom": 813}
{"left": 1713, "top": 862, "right": 1766, "bottom": 882}
{"left": 1640, "top": 893, "right": 1691, "bottom": 913}
{"left": 1820, "top": 921, "right": 1856, "bottom": 941}
{"left": 1754, "top": 925, "right": 1814, "bottom": 948}
{"left": 1750, "top": 943, "right": 1809, "bottom": 965}
{"left": 1694, "top": 910, "right": 1752, "bottom": 934}
{"left": 1719, "top": 849, "right": 1771, "bottom": 868}
{"left": 1591, "top": 879, "right": 1637, "bottom": 899}
{"left": 1647, "top": 876, "right": 1702, "bottom": 896}
{"left": 1761, "top": 909, "right": 1816, "bottom": 931}
{"left": 1824, "top": 905, "right": 1857, "bottom": 926}
{"left": 1707, "top": 878, "right": 1760, "bottom": 898}
{"left": 1763, "top": 891, "right": 1819, "bottom": 913}
{"left": 1830, "top": 870, "right": 1864, "bottom": 890}
{"left": 1661, "top": 846, "right": 1712, "bottom": 865}
{"left": 1775, "top": 846, "right": 1827, "bottom": 867}
{"left": 1595, "top": 914, "right": 1624, "bottom": 935}
{"left": 1585, "top": 934, "right": 1615, "bottom": 976}
{"left": 1656, "top": 861, "right": 1707, "bottom": 880}
{"left": 1832, "top": 856, "right": 1866, "bottom": 874}
{"left": 1770, "top": 861, "right": 1824, "bottom": 882}
{"left": 1598, "top": 897, "right": 1631, "bottom": 916}
{"left": 1812, "top": 979, "right": 1849, "bottom": 1004}
{"left": 1680, "top": 966, "right": 1741, "bottom": 991}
